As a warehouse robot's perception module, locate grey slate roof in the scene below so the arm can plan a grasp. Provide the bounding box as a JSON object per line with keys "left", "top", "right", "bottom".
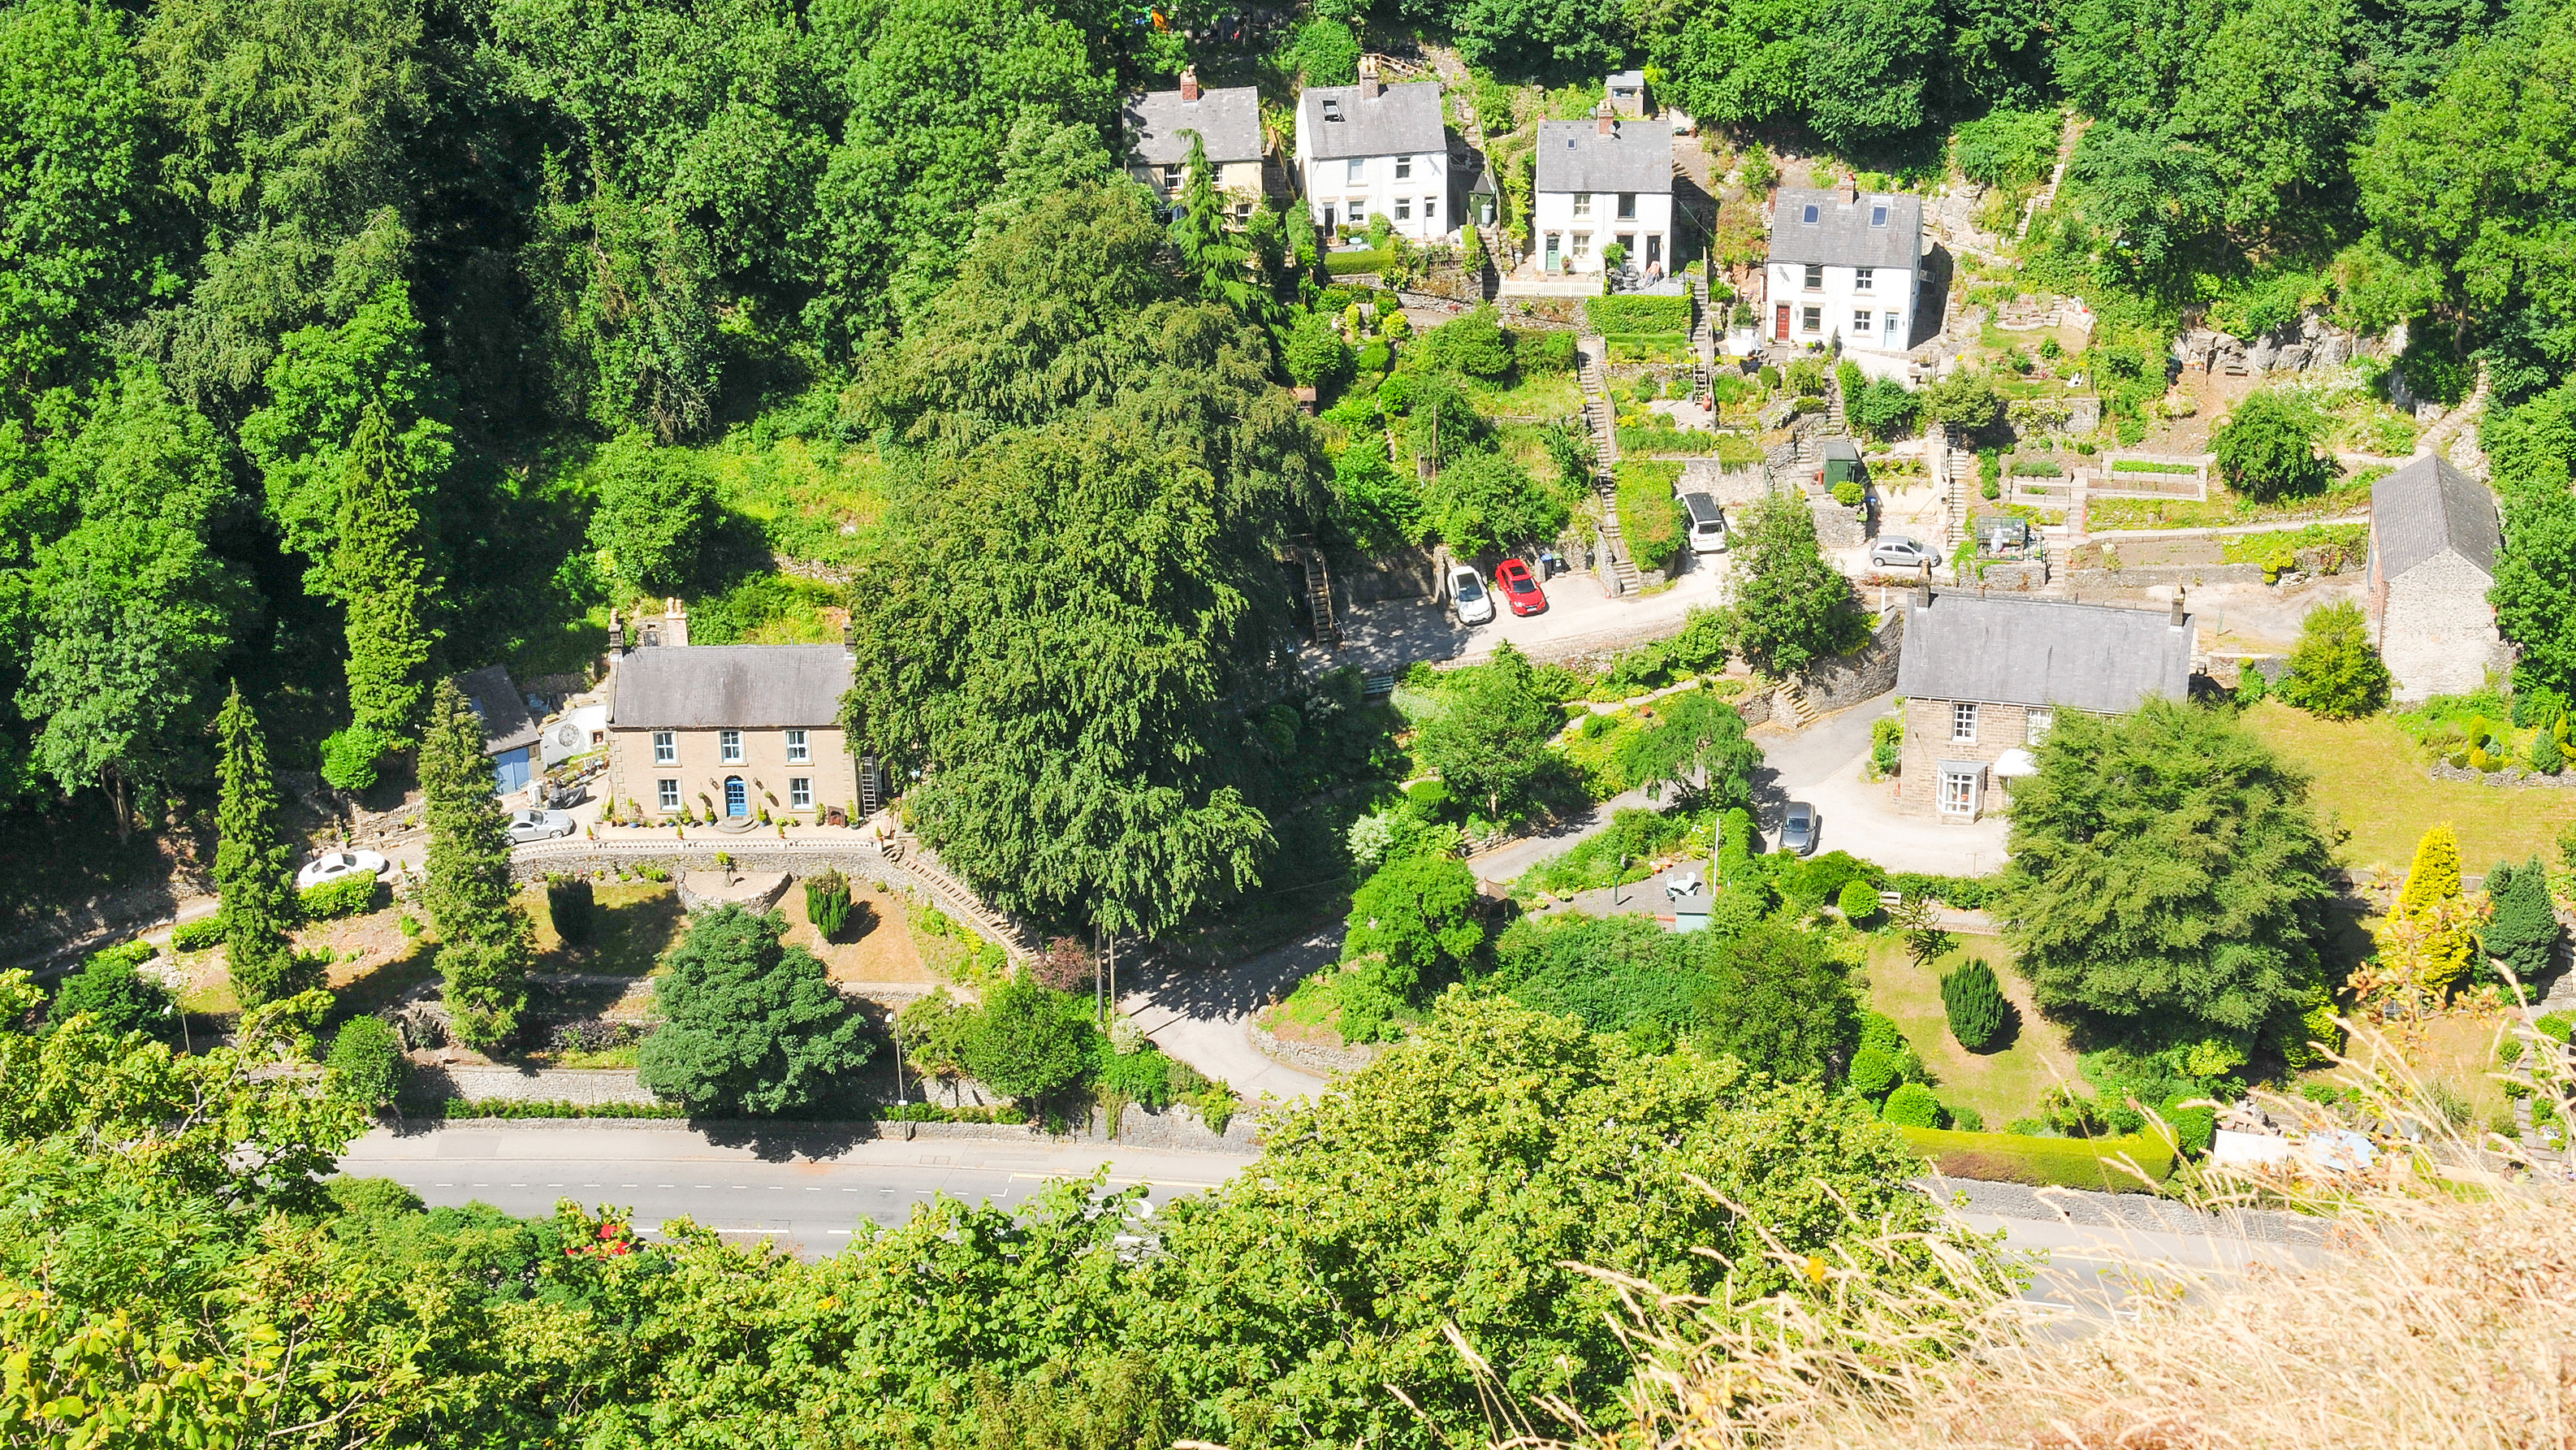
{"left": 1124, "top": 84, "right": 1263, "bottom": 167}
{"left": 453, "top": 665, "right": 541, "bottom": 756}
{"left": 1893, "top": 593, "right": 2193, "bottom": 714}
{"left": 1533, "top": 119, "right": 1672, "bottom": 194}
{"left": 1768, "top": 188, "right": 1923, "bottom": 270}
{"left": 609, "top": 645, "right": 853, "bottom": 730}
{"left": 1298, "top": 80, "right": 1444, "bottom": 161}
{"left": 2372, "top": 452, "right": 2500, "bottom": 579}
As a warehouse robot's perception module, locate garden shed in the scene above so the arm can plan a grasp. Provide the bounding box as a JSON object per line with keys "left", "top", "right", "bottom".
{"left": 2366, "top": 452, "right": 2509, "bottom": 703}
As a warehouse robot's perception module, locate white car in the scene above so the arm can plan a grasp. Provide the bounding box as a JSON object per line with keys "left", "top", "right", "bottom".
{"left": 1449, "top": 564, "right": 1495, "bottom": 625}
{"left": 296, "top": 850, "right": 388, "bottom": 891}
{"left": 508, "top": 807, "right": 576, "bottom": 844}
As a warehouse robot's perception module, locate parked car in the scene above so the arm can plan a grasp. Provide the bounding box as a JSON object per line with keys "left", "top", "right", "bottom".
{"left": 1493, "top": 558, "right": 1547, "bottom": 616}
{"left": 295, "top": 850, "right": 389, "bottom": 891}
{"left": 1870, "top": 535, "right": 1930, "bottom": 569}
{"left": 1449, "top": 564, "right": 1495, "bottom": 625}
{"left": 1682, "top": 491, "right": 1728, "bottom": 553}
{"left": 508, "top": 807, "right": 576, "bottom": 844}
{"left": 1779, "top": 801, "right": 1820, "bottom": 855}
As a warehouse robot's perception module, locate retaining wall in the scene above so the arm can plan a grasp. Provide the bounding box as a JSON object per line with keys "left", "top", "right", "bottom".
{"left": 2061, "top": 562, "right": 2267, "bottom": 591}
{"left": 1803, "top": 608, "right": 1905, "bottom": 713}
{"left": 1249, "top": 1017, "right": 1381, "bottom": 1076}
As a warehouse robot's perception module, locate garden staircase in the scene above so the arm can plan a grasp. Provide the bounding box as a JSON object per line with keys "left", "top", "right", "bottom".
{"left": 1576, "top": 344, "right": 1641, "bottom": 595}
{"left": 1825, "top": 365, "right": 1850, "bottom": 435}
{"left": 878, "top": 834, "right": 1033, "bottom": 967}
{"left": 1774, "top": 679, "right": 1822, "bottom": 728}
{"left": 1929, "top": 422, "right": 1971, "bottom": 550}
{"left": 1288, "top": 537, "right": 1341, "bottom": 650}
{"left": 1688, "top": 271, "right": 1715, "bottom": 407}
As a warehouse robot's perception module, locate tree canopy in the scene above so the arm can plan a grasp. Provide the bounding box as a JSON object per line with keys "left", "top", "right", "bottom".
{"left": 638, "top": 905, "right": 875, "bottom": 1115}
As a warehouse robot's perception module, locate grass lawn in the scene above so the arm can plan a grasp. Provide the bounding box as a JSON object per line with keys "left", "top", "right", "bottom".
{"left": 2243, "top": 701, "right": 2576, "bottom": 876}
{"left": 1863, "top": 933, "right": 2083, "bottom": 1129}
{"left": 521, "top": 880, "right": 686, "bottom": 976}
{"left": 1466, "top": 368, "right": 1581, "bottom": 418}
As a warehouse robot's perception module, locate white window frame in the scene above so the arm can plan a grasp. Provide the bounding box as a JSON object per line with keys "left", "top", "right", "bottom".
{"left": 1394, "top": 154, "right": 1411, "bottom": 180}
{"left": 652, "top": 730, "right": 676, "bottom": 764}
{"left": 2026, "top": 708, "right": 2055, "bottom": 744}
{"left": 1394, "top": 196, "right": 1410, "bottom": 220}
{"left": 1345, "top": 158, "right": 1364, "bottom": 184}
{"left": 1801, "top": 305, "right": 1822, "bottom": 334}
{"left": 1871, "top": 202, "right": 1889, "bottom": 227}
{"left": 1803, "top": 263, "right": 1824, "bottom": 290}
{"left": 1572, "top": 192, "right": 1592, "bottom": 218}
{"left": 1616, "top": 192, "right": 1636, "bottom": 220}
{"left": 785, "top": 729, "right": 810, "bottom": 763}
{"left": 1853, "top": 309, "right": 1874, "bottom": 334}
{"left": 1939, "top": 769, "right": 1977, "bottom": 817}
{"left": 720, "top": 729, "right": 743, "bottom": 764}
{"left": 1572, "top": 232, "right": 1592, "bottom": 257}
{"left": 1854, "top": 266, "right": 1875, "bottom": 292}
{"left": 1952, "top": 702, "right": 1978, "bottom": 742}
{"left": 1161, "top": 162, "right": 1182, "bottom": 189}
{"left": 789, "top": 777, "right": 812, "bottom": 809}
{"left": 657, "top": 779, "right": 680, "bottom": 811}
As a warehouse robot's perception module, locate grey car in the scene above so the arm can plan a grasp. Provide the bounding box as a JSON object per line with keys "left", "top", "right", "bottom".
{"left": 507, "top": 807, "right": 575, "bottom": 844}
{"left": 1870, "top": 535, "right": 1930, "bottom": 569}
{"left": 1779, "top": 801, "right": 1820, "bottom": 855}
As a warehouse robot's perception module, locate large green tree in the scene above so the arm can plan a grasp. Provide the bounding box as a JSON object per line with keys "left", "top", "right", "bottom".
{"left": 638, "top": 905, "right": 874, "bottom": 1115}
{"left": 1414, "top": 642, "right": 1561, "bottom": 819}
{"left": 1614, "top": 685, "right": 1761, "bottom": 807}
{"left": 1995, "top": 698, "right": 2338, "bottom": 1049}
{"left": 214, "top": 684, "right": 305, "bottom": 1006}
{"left": 418, "top": 677, "right": 529, "bottom": 1050}
{"left": 335, "top": 406, "right": 439, "bottom": 745}
{"left": 1725, "top": 488, "right": 1864, "bottom": 677}
{"left": 2277, "top": 598, "right": 2392, "bottom": 718}
{"left": 1342, "top": 852, "right": 1487, "bottom": 990}
{"left": 584, "top": 429, "right": 720, "bottom": 599}
{"left": 842, "top": 186, "right": 1324, "bottom": 937}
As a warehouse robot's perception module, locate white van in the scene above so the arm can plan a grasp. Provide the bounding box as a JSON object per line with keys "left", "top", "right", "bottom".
{"left": 1681, "top": 491, "right": 1727, "bottom": 553}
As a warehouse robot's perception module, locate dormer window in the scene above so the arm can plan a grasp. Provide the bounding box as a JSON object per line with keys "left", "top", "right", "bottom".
{"left": 1871, "top": 203, "right": 1888, "bottom": 227}
{"left": 1801, "top": 203, "right": 1819, "bottom": 223}
{"left": 1321, "top": 98, "right": 1342, "bottom": 121}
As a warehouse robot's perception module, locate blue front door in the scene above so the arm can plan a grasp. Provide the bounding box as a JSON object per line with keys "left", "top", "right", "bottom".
{"left": 724, "top": 777, "right": 748, "bottom": 817}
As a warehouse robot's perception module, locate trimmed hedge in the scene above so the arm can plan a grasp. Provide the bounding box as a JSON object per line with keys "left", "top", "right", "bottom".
{"left": 170, "top": 918, "right": 226, "bottom": 952}
{"left": 2111, "top": 459, "right": 2198, "bottom": 474}
{"left": 1898, "top": 1127, "right": 2176, "bottom": 1192}
{"left": 1584, "top": 294, "right": 1694, "bottom": 334}
{"left": 1614, "top": 465, "right": 1686, "bottom": 571}
{"left": 299, "top": 873, "right": 381, "bottom": 920}
{"left": 1516, "top": 329, "right": 1579, "bottom": 372}
{"left": 1884, "top": 872, "right": 1997, "bottom": 909}
{"left": 1325, "top": 249, "right": 1393, "bottom": 275}
{"left": 413, "top": 1099, "right": 689, "bottom": 1120}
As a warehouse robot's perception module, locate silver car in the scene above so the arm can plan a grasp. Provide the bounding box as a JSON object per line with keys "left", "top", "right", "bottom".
{"left": 1449, "top": 564, "right": 1495, "bottom": 625}
{"left": 1779, "top": 801, "right": 1820, "bottom": 855}
{"left": 508, "top": 807, "right": 575, "bottom": 844}
{"left": 1870, "top": 535, "right": 1930, "bottom": 569}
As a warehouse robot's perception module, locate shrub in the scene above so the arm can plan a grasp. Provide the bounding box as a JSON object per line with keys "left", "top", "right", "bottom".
{"left": 1952, "top": 106, "right": 2060, "bottom": 188}
{"left": 1941, "top": 958, "right": 2010, "bottom": 1050}
{"left": 1355, "top": 339, "right": 1392, "bottom": 373}
{"left": 1831, "top": 478, "right": 1863, "bottom": 507}
{"left": 169, "top": 918, "right": 226, "bottom": 953}
{"left": 2214, "top": 392, "right": 2337, "bottom": 500}
{"left": 2538, "top": 1011, "right": 2574, "bottom": 1044}
{"left": 2278, "top": 599, "right": 2392, "bottom": 720}
{"left": 546, "top": 875, "right": 594, "bottom": 946}
{"left": 1515, "top": 329, "right": 1577, "bottom": 372}
{"left": 1885, "top": 872, "right": 1995, "bottom": 909}
{"left": 805, "top": 867, "right": 853, "bottom": 941}
{"left": 1283, "top": 309, "right": 1355, "bottom": 387}
{"left": 299, "top": 872, "right": 381, "bottom": 920}
{"left": 1837, "top": 878, "right": 1881, "bottom": 924}
{"left": 319, "top": 725, "right": 397, "bottom": 793}
{"left": 2111, "top": 459, "right": 2198, "bottom": 474}
{"left": 2008, "top": 458, "right": 2064, "bottom": 477}
{"left": 1897, "top": 1127, "right": 2176, "bottom": 1191}
{"left": 1615, "top": 467, "right": 1687, "bottom": 571}
{"left": 1846, "top": 378, "right": 1920, "bottom": 439}
{"left": 2156, "top": 1094, "right": 2219, "bottom": 1155}
{"left": 1584, "top": 294, "right": 1693, "bottom": 334}
{"left": 326, "top": 1015, "right": 407, "bottom": 1109}
{"left": 1424, "top": 305, "right": 1514, "bottom": 379}
{"left": 1882, "top": 1081, "right": 1941, "bottom": 1127}
{"left": 1848, "top": 1045, "right": 1900, "bottom": 1098}
{"left": 50, "top": 942, "right": 177, "bottom": 1041}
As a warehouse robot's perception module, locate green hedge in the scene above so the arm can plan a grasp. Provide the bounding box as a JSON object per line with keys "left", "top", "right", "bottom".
{"left": 1615, "top": 463, "right": 1686, "bottom": 571}
{"left": 1899, "top": 1127, "right": 2176, "bottom": 1192}
{"left": 1585, "top": 294, "right": 1694, "bottom": 334}
{"left": 2111, "top": 459, "right": 2198, "bottom": 474}
{"left": 170, "top": 918, "right": 226, "bottom": 952}
{"left": 1883, "top": 872, "right": 1996, "bottom": 909}
{"left": 413, "top": 1099, "right": 689, "bottom": 1120}
{"left": 1516, "top": 330, "right": 1578, "bottom": 372}
{"left": 1325, "top": 249, "right": 1393, "bottom": 275}
{"left": 299, "top": 873, "right": 381, "bottom": 920}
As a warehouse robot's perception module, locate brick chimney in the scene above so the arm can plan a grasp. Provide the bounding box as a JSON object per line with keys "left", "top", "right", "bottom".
{"left": 1179, "top": 64, "right": 1199, "bottom": 102}
{"left": 1843, "top": 172, "right": 1859, "bottom": 204}
{"left": 663, "top": 596, "right": 690, "bottom": 648}
{"left": 2170, "top": 586, "right": 2187, "bottom": 629}
{"left": 607, "top": 607, "right": 625, "bottom": 656}
{"left": 1359, "top": 54, "right": 1381, "bottom": 100}
{"left": 1596, "top": 97, "right": 1614, "bottom": 136}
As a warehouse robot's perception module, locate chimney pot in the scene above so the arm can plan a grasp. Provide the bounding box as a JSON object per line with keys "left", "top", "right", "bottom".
{"left": 1359, "top": 54, "right": 1381, "bottom": 99}
{"left": 2171, "top": 586, "right": 2187, "bottom": 628}
{"left": 663, "top": 595, "right": 690, "bottom": 648}
{"left": 1597, "top": 97, "right": 1614, "bottom": 136}
{"left": 1179, "top": 65, "right": 1199, "bottom": 102}
{"left": 1843, "top": 172, "right": 1859, "bottom": 204}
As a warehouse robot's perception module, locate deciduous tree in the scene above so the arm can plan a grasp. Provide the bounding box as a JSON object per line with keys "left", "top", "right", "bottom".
{"left": 2214, "top": 392, "right": 2336, "bottom": 500}
{"left": 584, "top": 429, "right": 719, "bottom": 599}
{"left": 1614, "top": 685, "right": 1761, "bottom": 807}
{"left": 1725, "top": 489, "right": 1864, "bottom": 677}
{"left": 1415, "top": 642, "right": 1559, "bottom": 819}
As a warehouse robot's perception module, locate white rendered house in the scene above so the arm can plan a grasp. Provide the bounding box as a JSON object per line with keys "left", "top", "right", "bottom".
{"left": 1532, "top": 101, "right": 1673, "bottom": 275}
{"left": 1765, "top": 181, "right": 1923, "bottom": 353}
{"left": 1294, "top": 58, "right": 1449, "bottom": 240}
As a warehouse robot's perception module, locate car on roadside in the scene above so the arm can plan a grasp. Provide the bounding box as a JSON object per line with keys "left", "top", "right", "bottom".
{"left": 296, "top": 849, "right": 389, "bottom": 891}
{"left": 1870, "top": 535, "right": 1931, "bottom": 569}
{"left": 508, "top": 807, "right": 576, "bottom": 844}
{"left": 1449, "top": 563, "right": 1495, "bottom": 625}
{"left": 1494, "top": 557, "right": 1547, "bottom": 616}
{"left": 1779, "top": 801, "right": 1820, "bottom": 855}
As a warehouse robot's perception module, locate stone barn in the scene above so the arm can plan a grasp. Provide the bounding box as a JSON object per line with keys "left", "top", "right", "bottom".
{"left": 2366, "top": 453, "right": 2509, "bottom": 703}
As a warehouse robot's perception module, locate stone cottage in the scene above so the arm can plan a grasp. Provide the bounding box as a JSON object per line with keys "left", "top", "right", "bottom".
{"left": 1890, "top": 589, "right": 2194, "bottom": 821}
{"left": 1123, "top": 67, "right": 1264, "bottom": 220}
{"left": 2366, "top": 452, "right": 2509, "bottom": 702}
{"left": 602, "top": 601, "right": 860, "bottom": 825}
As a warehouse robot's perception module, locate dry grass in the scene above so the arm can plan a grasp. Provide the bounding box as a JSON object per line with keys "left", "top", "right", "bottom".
{"left": 1573, "top": 1023, "right": 2576, "bottom": 1450}
{"left": 2243, "top": 701, "right": 2576, "bottom": 875}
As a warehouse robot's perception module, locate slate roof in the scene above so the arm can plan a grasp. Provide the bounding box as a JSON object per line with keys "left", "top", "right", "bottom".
{"left": 1893, "top": 593, "right": 2193, "bottom": 714}
{"left": 1534, "top": 119, "right": 1672, "bottom": 194}
{"left": 1299, "top": 80, "right": 1444, "bottom": 161}
{"left": 1124, "top": 84, "right": 1264, "bottom": 167}
{"left": 2372, "top": 452, "right": 2500, "bottom": 579}
{"left": 609, "top": 646, "right": 853, "bottom": 730}
{"left": 1768, "top": 188, "right": 1923, "bottom": 270}
{"left": 453, "top": 665, "right": 541, "bottom": 757}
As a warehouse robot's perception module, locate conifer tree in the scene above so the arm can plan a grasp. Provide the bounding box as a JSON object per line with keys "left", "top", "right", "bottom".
{"left": 1940, "top": 957, "right": 2010, "bottom": 1050}
{"left": 420, "top": 678, "right": 529, "bottom": 1049}
{"left": 335, "top": 405, "right": 437, "bottom": 746}
{"left": 2390, "top": 823, "right": 2479, "bottom": 995}
{"left": 2485, "top": 857, "right": 2565, "bottom": 987}
{"left": 214, "top": 684, "right": 307, "bottom": 1006}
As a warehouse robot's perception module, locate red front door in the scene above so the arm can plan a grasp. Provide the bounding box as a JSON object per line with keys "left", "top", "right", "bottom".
{"left": 1774, "top": 304, "right": 1791, "bottom": 340}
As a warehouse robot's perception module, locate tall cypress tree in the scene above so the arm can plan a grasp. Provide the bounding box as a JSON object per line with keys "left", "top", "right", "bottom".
{"left": 420, "top": 678, "right": 529, "bottom": 1050}
{"left": 335, "top": 404, "right": 437, "bottom": 745}
{"left": 214, "top": 684, "right": 307, "bottom": 1006}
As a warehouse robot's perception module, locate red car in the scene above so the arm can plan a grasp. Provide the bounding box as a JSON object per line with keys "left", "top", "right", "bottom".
{"left": 1494, "top": 558, "right": 1547, "bottom": 617}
